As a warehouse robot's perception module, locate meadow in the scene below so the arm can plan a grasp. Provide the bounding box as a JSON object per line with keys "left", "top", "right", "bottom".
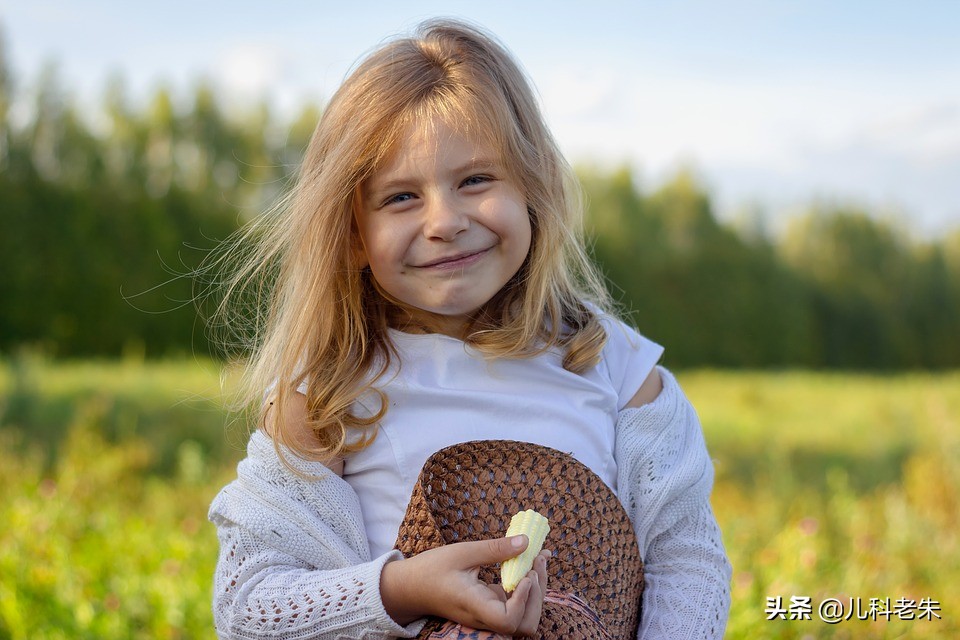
{"left": 0, "top": 355, "right": 956, "bottom": 639}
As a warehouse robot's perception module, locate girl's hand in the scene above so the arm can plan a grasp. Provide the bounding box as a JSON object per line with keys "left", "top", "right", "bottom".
{"left": 381, "top": 535, "right": 550, "bottom": 636}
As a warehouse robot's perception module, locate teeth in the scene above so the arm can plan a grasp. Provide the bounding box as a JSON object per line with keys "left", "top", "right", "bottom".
{"left": 501, "top": 509, "right": 550, "bottom": 593}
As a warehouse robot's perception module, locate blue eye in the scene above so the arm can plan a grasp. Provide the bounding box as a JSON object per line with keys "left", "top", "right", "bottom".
{"left": 462, "top": 175, "right": 491, "bottom": 187}
{"left": 384, "top": 192, "right": 415, "bottom": 206}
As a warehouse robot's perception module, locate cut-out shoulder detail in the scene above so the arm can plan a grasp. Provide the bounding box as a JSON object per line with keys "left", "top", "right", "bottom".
{"left": 625, "top": 367, "right": 663, "bottom": 408}
{"left": 263, "top": 391, "right": 344, "bottom": 477}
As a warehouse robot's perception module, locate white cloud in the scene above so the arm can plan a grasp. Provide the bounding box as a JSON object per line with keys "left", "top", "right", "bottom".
{"left": 214, "top": 43, "right": 291, "bottom": 99}
{"left": 708, "top": 103, "right": 960, "bottom": 237}
{"left": 535, "top": 54, "right": 960, "bottom": 236}
{"left": 854, "top": 103, "right": 960, "bottom": 163}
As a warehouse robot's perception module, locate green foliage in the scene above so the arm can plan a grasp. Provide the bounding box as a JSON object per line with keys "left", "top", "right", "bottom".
{"left": 780, "top": 208, "right": 960, "bottom": 368}
{"left": 2, "top": 359, "right": 957, "bottom": 638}
{"left": 0, "top": 424, "right": 223, "bottom": 639}
{"left": 0, "top": 45, "right": 319, "bottom": 359}
{"left": 0, "top": 363, "right": 239, "bottom": 639}
{"left": 584, "top": 167, "right": 815, "bottom": 368}
{"left": 583, "top": 168, "right": 960, "bottom": 369}
{"left": 0, "top": 352, "right": 245, "bottom": 474}
{"left": 0, "top": 174, "right": 238, "bottom": 357}
{"left": 682, "top": 370, "right": 960, "bottom": 638}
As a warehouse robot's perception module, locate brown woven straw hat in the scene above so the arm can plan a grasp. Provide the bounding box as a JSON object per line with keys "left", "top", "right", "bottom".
{"left": 394, "top": 440, "right": 644, "bottom": 639}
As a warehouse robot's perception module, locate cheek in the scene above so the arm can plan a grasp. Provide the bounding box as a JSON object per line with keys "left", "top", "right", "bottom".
{"left": 354, "top": 212, "right": 397, "bottom": 270}
{"left": 508, "top": 205, "right": 533, "bottom": 259}
{"left": 358, "top": 221, "right": 412, "bottom": 279}
{"left": 520, "top": 212, "right": 533, "bottom": 249}
{"left": 518, "top": 227, "right": 533, "bottom": 271}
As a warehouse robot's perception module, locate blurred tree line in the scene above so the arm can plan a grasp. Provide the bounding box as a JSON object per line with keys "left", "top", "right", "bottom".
{"left": 1, "top": 36, "right": 958, "bottom": 368}
{"left": 0, "top": 32, "right": 321, "bottom": 358}
{"left": 584, "top": 169, "right": 960, "bottom": 368}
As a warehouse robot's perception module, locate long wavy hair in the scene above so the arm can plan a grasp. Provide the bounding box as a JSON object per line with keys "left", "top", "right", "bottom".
{"left": 210, "top": 19, "right": 613, "bottom": 466}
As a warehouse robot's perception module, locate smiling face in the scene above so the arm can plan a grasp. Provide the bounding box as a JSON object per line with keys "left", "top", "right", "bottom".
{"left": 355, "top": 116, "right": 532, "bottom": 336}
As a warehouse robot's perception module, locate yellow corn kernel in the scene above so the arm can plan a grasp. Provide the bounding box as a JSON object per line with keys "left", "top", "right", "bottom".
{"left": 501, "top": 509, "right": 550, "bottom": 592}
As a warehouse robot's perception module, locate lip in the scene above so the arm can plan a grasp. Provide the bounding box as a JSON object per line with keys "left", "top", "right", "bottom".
{"left": 416, "top": 247, "right": 491, "bottom": 269}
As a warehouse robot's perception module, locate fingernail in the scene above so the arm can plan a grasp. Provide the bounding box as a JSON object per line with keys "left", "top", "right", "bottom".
{"left": 511, "top": 534, "right": 526, "bottom": 548}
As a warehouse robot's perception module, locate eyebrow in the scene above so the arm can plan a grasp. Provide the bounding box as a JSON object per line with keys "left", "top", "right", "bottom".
{"left": 366, "top": 157, "right": 501, "bottom": 197}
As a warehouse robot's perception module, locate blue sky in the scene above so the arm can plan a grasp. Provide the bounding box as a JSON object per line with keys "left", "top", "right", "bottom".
{"left": 2, "top": 0, "right": 959, "bottom": 236}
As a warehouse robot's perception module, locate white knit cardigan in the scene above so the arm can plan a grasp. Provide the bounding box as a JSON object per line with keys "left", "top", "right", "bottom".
{"left": 208, "top": 367, "right": 732, "bottom": 639}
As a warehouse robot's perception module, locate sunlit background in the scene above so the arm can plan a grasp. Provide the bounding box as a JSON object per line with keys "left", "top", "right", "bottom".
{"left": 5, "top": 0, "right": 959, "bottom": 234}
{"left": 1, "top": 2, "right": 958, "bottom": 638}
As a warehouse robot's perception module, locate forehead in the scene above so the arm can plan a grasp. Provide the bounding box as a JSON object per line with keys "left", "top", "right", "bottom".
{"left": 367, "top": 114, "right": 502, "bottom": 183}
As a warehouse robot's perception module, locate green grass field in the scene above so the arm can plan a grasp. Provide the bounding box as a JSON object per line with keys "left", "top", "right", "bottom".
{"left": 1, "top": 356, "right": 956, "bottom": 639}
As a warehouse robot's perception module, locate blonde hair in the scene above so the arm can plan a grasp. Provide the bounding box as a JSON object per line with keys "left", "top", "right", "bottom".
{"left": 212, "top": 19, "right": 613, "bottom": 465}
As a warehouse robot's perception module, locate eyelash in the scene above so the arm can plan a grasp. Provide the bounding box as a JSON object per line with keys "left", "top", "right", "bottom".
{"left": 384, "top": 193, "right": 414, "bottom": 206}
{"left": 380, "top": 175, "right": 493, "bottom": 207}
{"left": 462, "top": 174, "right": 492, "bottom": 187}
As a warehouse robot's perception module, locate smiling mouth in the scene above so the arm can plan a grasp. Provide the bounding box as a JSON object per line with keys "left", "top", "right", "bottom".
{"left": 416, "top": 248, "right": 492, "bottom": 269}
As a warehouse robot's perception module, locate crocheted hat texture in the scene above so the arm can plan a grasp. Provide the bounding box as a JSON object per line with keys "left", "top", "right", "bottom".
{"left": 394, "top": 440, "right": 644, "bottom": 640}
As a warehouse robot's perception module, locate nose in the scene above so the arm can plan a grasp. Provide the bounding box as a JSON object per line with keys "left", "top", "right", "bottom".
{"left": 422, "top": 192, "right": 469, "bottom": 241}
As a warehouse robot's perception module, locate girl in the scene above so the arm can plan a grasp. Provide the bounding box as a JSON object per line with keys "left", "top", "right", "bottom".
{"left": 208, "top": 18, "right": 731, "bottom": 639}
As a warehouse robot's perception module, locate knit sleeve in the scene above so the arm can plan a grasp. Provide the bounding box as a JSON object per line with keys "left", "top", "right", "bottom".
{"left": 637, "top": 503, "right": 730, "bottom": 639}
{"left": 208, "top": 430, "right": 428, "bottom": 639}
{"left": 212, "top": 522, "right": 423, "bottom": 639}
{"left": 615, "top": 367, "right": 732, "bottom": 640}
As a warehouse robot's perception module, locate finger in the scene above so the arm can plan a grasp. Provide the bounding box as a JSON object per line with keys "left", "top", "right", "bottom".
{"left": 483, "top": 575, "right": 531, "bottom": 634}
{"left": 534, "top": 551, "right": 548, "bottom": 591}
{"left": 506, "top": 575, "right": 532, "bottom": 618}
{"left": 449, "top": 535, "right": 529, "bottom": 568}
{"left": 515, "top": 570, "right": 544, "bottom": 636}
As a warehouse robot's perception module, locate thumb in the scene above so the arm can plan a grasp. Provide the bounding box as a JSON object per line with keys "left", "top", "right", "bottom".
{"left": 458, "top": 534, "right": 529, "bottom": 567}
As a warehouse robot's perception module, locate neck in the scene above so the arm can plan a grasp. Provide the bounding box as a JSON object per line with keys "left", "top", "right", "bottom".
{"left": 390, "top": 310, "right": 470, "bottom": 339}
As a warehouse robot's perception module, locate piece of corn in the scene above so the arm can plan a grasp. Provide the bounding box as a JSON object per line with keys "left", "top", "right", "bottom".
{"left": 501, "top": 509, "right": 550, "bottom": 593}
